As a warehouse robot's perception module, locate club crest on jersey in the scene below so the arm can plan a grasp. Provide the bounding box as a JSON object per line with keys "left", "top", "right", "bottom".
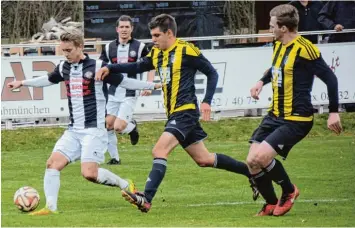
{"left": 84, "top": 71, "right": 93, "bottom": 79}
{"left": 129, "top": 50, "right": 137, "bottom": 58}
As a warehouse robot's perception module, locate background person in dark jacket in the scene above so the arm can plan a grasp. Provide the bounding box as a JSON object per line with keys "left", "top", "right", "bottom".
{"left": 318, "top": 1, "right": 355, "bottom": 43}
{"left": 290, "top": 0, "right": 324, "bottom": 44}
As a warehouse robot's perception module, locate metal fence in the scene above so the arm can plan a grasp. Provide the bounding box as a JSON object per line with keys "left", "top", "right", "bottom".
{"left": 2, "top": 29, "right": 355, "bottom": 49}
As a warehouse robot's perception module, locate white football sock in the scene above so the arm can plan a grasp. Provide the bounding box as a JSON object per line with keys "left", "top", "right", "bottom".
{"left": 107, "top": 130, "right": 119, "bottom": 160}
{"left": 44, "top": 168, "right": 60, "bottom": 211}
{"left": 97, "top": 168, "right": 128, "bottom": 189}
{"left": 120, "top": 122, "right": 135, "bottom": 134}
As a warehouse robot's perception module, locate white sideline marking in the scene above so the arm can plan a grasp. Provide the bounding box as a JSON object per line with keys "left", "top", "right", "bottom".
{"left": 2, "top": 198, "right": 350, "bottom": 216}
{"left": 187, "top": 198, "right": 350, "bottom": 207}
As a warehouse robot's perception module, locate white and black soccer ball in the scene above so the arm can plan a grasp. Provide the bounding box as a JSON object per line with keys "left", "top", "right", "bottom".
{"left": 13, "top": 186, "right": 40, "bottom": 212}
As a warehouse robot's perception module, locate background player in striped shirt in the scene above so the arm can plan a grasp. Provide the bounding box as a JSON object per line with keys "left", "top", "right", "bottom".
{"left": 100, "top": 15, "right": 156, "bottom": 165}
{"left": 7, "top": 30, "right": 161, "bottom": 215}
{"left": 247, "top": 4, "right": 342, "bottom": 216}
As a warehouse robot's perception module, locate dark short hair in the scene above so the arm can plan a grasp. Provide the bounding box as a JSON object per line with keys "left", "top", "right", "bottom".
{"left": 116, "top": 15, "right": 133, "bottom": 27}
{"left": 148, "top": 14, "right": 177, "bottom": 36}
{"left": 270, "top": 4, "right": 299, "bottom": 32}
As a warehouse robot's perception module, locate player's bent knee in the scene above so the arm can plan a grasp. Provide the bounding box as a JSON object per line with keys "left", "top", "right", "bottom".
{"left": 46, "top": 152, "right": 68, "bottom": 171}
{"left": 81, "top": 169, "right": 97, "bottom": 182}
{"left": 81, "top": 163, "right": 98, "bottom": 182}
{"left": 246, "top": 155, "right": 260, "bottom": 170}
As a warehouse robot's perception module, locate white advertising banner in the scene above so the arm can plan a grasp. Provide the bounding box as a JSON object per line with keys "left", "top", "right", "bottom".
{"left": 1, "top": 42, "right": 354, "bottom": 119}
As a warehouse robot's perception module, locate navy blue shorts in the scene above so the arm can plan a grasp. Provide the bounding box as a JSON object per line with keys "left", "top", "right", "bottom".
{"left": 249, "top": 113, "right": 313, "bottom": 158}
{"left": 164, "top": 110, "right": 207, "bottom": 148}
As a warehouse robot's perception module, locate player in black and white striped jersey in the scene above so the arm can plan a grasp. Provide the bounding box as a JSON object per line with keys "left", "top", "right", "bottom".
{"left": 100, "top": 15, "right": 156, "bottom": 165}
{"left": 7, "top": 30, "right": 161, "bottom": 215}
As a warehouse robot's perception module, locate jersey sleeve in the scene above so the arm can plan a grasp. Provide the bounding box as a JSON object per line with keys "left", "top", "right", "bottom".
{"left": 305, "top": 55, "right": 339, "bottom": 112}
{"left": 299, "top": 41, "right": 321, "bottom": 60}
{"left": 48, "top": 62, "right": 64, "bottom": 84}
{"left": 99, "top": 44, "right": 110, "bottom": 63}
{"left": 185, "top": 43, "right": 218, "bottom": 104}
{"left": 141, "top": 43, "right": 150, "bottom": 57}
{"left": 185, "top": 42, "right": 201, "bottom": 57}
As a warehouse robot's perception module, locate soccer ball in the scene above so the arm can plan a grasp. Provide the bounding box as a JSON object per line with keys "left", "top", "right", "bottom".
{"left": 13, "top": 186, "right": 40, "bottom": 212}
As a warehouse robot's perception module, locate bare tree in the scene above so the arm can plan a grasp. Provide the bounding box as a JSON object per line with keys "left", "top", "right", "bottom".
{"left": 224, "top": 0, "right": 256, "bottom": 44}
{"left": 1, "top": 1, "right": 83, "bottom": 43}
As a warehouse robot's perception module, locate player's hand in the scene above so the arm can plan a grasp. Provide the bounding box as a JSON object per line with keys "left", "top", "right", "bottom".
{"left": 154, "top": 83, "right": 162, "bottom": 90}
{"left": 141, "top": 90, "right": 152, "bottom": 96}
{"left": 327, "top": 113, "right": 342, "bottom": 135}
{"left": 95, "top": 66, "right": 110, "bottom": 81}
{"left": 200, "top": 102, "right": 211, "bottom": 121}
{"left": 250, "top": 81, "right": 264, "bottom": 100}
{"left": 334, "top": 24, "right": 344, "bottom": 32}
{"left": 7, "top": 80, "right": 23, "bottom": 89}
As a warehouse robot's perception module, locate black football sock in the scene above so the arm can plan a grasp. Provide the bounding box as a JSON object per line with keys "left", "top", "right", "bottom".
{"left": 251, "top": 171, "right": 278, "bottom": 205}
{"left": 264, "top": 159, "right": 294, "bottom": 194}
{"left": 144, "top": 158, "right": 167, "bottom": 203}
{"left": 214, "top": 153, "right": 251, "bottom": 178}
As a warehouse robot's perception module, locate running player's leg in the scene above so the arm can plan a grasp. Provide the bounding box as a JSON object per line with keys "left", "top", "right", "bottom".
{"left": 121, "top": 123, "right": 179, "bottom": 212}
{"left": 181, "top": 120, "right": 259, "bottom": 200}
{"left": 114, "top": 98, "right": 139, "bottom": 145}
{"left": 80, "top": 128, "right": 136, "bottom": 193}
{"left": 246, "top": 114, "right": 280, "bottom": 216}
{"left": 247, "top": 115, "right": 312, "bottom": 216}
{"left": 261, "top": 120, "right": 312, "bottom": 216}
{"left": 31, "top": 130, "right": 80, "bottom": 215}
{"left": 182, "top": 124, "right": 250, "bottom": 177}
{"left": 106, "top": 100, "right": 120, "bottom": 164}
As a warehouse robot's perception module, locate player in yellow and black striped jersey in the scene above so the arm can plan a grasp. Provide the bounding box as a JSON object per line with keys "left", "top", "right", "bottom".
{"left": 246, "top": 4, "right": 343, "bottom": 217}
{"left": 262, "top": 37, "right": 337, "bottom": 121}
{"left": 145, "top": 38, "right": 214, "bottom": 117}
{"left": 96, "top": 13, "right": 259, "bottom": 213}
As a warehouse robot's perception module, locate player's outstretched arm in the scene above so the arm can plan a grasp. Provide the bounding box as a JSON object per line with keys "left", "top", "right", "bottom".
{"left": 119, "top": 77, "right": 162, "bottom": 91}
{"left": 109, "top": 57, "right": 154, "bottom": 74}
{"left": 102, "top": 70, "right": 161, "bottom": 91}
{"left": 7, "top": 62, "right": 64, "bottom": 89}
{"left": 96, "top": 57, "right": 154, "bottom": 81}
{"left": 141, "top": 70, "right": 156, "bottom": 96}
{"left": 7, "top": 75, "right": 54, "bottom": 89}
{"left": 250, "top": 68, "right": 272, "bottom": 100}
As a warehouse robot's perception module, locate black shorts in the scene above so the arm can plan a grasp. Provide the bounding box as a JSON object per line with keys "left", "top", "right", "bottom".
{"left": 249, "top": 113, "right": 313, "bottom": 158}
{"left": 164, "top": 110, "right": 207, "bottom": 148}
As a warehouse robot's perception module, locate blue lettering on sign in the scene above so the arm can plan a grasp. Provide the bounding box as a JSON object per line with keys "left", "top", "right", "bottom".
{"left": 156, "top": 2, "right": 168, "bottom": 8}
{"left": 120, "top": 4, "right": 133, "bottom": 9}
{"left": 86, "top": 5, "right": 99, "bottom": 10}
{"left": 91, "top": 19, "right": 104, "bottom": 24}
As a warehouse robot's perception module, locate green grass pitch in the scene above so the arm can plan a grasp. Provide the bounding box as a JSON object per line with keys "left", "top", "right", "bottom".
{"left": 2, "top": 113, "right": 355, "bottom": 226}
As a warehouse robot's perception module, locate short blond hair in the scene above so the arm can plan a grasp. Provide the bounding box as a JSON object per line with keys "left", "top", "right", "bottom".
{"left": 60, "top": 29, "right": 84, "bottom": 47}
{"left": 270, "top": 4, "right": 299, "bottom": 32}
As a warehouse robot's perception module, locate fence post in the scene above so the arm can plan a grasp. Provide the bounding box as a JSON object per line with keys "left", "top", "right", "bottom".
{"left": 5, "top": 119, "right": 13, "bottom": 130}
{"left": 318, "top": 105, "right": 324, "bottom": 114}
